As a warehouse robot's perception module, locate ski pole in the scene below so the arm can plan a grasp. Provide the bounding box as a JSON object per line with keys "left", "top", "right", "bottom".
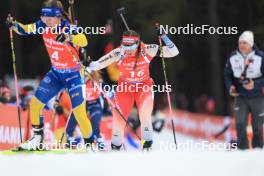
{"left": 8, "top": 20, "right": 23, "bottom": 143}
{"left": 156, "top": 23, "right": 177, "bottom": 149}
{"left": 117, "top": 7, "right": 130, "bottom": 31}
{"left": 68, "top": 0, "right": 77, "bottom": 25}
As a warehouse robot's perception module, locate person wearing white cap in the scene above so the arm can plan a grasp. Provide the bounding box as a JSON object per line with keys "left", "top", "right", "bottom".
{"left": 224, "top": 30, "right": 264, "bottom": 149}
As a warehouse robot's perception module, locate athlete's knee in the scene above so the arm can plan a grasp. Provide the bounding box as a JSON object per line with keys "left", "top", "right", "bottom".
{"left": 72, "top": 100, "right": 86, "bottom": 114}
{"left": 30, "top": 96, "right": 45, "bottom": 111}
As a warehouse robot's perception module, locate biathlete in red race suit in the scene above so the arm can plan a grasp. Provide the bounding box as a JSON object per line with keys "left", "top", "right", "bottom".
{"left": 87, "top": 29, "right": 179, "bottom": 150}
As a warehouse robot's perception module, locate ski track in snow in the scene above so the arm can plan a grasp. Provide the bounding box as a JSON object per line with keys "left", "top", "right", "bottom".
{"left": 0, "top": 129, "right": 263, "bottom": 176}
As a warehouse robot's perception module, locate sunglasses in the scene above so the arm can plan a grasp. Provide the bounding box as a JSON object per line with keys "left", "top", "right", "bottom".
{"left": 121, "top": 43, "right": 139, "bottom": 51}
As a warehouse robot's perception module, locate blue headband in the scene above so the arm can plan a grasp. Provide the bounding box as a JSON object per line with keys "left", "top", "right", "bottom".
{"left": 41, "top": 7, "right": 62, "bottom": 17}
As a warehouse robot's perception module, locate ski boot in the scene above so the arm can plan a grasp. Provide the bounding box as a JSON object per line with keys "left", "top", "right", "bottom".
{"left": 111, "top": 143, "right": 122, "bottom": 151}
{"left": 142, "top": 140, "right": 153, "bottom": 151}
{"left": 17, "top": 125, "right": 44, "bottom": 151}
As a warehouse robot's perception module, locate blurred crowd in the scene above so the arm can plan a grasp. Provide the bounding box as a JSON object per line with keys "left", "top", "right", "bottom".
{"left": 0, "top": 78, "right": 218, "bottom": 115}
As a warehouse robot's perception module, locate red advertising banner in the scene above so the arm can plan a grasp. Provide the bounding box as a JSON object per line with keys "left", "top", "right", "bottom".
{"left": 0, "top": 104, "right": 240, "bottom": 150}
{"left": 0, "top": 104, "right": 30, "bottom": 150}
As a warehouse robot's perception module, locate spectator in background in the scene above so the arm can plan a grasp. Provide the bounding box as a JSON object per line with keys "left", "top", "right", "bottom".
{"left": 205, "top": 97, "right": 216, "bottom": 114}
{"left": 194, "top": 94, "right": 216, "bottom": 114}
{"left": 21, "top": 85, "right": 35, "bottom": 110}
{"left": 224, "top": 31, "right": 264, "bottom": 149}
{"left": 0, "top": 83, "right": 13, "bottom": 104}
{"left": 175, "top": 93, "right": 189, "bottom": 110}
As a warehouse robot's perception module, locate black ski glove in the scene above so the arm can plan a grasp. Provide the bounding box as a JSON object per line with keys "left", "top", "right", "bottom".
{"left": 56, "top": 33, "right": 67, "bottom": 43}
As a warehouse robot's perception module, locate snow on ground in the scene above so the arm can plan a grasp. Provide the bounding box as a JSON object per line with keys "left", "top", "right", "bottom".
{"left": 124, "top": 129, "right": 228, "bottom": 152}
{"left": 0, "top": 129, "right": 264, "bottom": 176}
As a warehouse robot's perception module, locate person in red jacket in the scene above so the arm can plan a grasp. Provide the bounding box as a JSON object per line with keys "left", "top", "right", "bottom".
{"left": 87, "top": 29, "right": 179, "bottom": 150}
